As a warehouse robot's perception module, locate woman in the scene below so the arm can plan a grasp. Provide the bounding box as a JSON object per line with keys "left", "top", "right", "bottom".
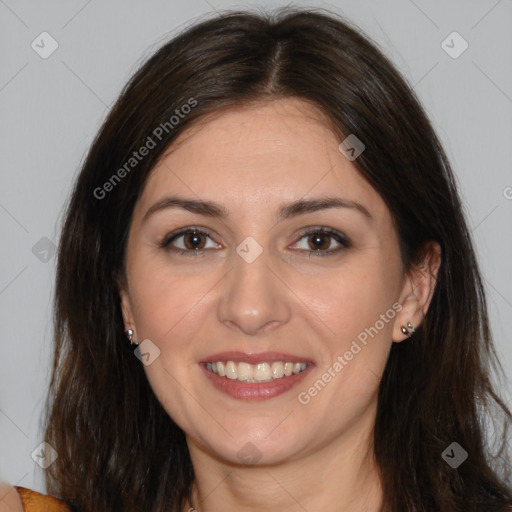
{"left": 2, "top": 7, "right": 511, "bottom": 512}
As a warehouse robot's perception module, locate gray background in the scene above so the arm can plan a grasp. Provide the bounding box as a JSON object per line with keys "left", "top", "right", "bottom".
{"left": 1, "top": 0, "right": 511, "bottom": 493}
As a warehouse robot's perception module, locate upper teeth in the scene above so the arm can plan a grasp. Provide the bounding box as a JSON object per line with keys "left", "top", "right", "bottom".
{"left": 206, "top": 361, "right": 308, "bottom": 382}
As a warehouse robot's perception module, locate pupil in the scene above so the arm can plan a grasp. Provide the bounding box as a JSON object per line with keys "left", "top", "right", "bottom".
{"left": 186, "top": 231, "right": 204, "bottom": 249}
{"left": 311, "top": 233, "right": 328, "bottom": 250}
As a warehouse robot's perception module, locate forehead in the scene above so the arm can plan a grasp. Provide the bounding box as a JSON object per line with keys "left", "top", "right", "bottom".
{"left": 137, "top": 98, "right": 387, "bottom": 222}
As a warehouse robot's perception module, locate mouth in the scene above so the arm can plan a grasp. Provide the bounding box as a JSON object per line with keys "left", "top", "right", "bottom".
{"left": 199, "top": 351, "right": 314, "bottom": 400}
{"left": 205, "top": 360, "right": 309, "bottom": 383}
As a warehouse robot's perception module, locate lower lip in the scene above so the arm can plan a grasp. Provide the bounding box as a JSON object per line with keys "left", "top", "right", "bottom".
{"left": 200, "top": 363, "right": 313, "bottom": 400}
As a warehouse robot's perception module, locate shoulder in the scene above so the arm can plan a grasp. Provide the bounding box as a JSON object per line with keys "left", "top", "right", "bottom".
{"left": 0, "top": 482, "right": 24, "bottom": 512}
{"left": 0, "top": 483, "right": 70, "bottom": 512}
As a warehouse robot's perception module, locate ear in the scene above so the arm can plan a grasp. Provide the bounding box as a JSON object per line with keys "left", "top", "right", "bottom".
{"left": 118, "top": 276, "right": 137, "bottom": 339}
{"left": 392, "top": 240, "right": 441, "bottom": 342}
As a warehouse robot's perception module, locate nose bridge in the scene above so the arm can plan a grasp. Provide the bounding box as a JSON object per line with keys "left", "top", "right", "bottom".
{"left": 217, "top": 235, "right": 291, "bottom": 335}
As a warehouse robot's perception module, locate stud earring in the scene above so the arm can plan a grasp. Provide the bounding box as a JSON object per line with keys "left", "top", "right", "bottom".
{"left": 125, "top": 329, "right": 137, "bottom": 347}
{"left": 400, "top": 322, "right": 415, "bottom": 336}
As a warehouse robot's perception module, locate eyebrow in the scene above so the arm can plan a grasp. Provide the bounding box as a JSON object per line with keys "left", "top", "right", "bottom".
{"left": 142, "top": 195, "right": 373, "bottom": 224}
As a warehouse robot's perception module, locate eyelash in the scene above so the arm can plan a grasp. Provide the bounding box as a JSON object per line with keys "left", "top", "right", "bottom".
{"left": 158, "top": 226, "right": 351, "bottom": 258}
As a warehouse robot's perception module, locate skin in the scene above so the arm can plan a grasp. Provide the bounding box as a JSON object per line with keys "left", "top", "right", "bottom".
{"left": 120, "top": 97, "right": 441, "bottom": 511}
{"left": 0, "top": 483, "right": 24, "bottom": 512}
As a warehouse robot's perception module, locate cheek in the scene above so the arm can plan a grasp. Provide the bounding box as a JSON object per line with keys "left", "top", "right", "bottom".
{"left": 127, "top": 256, "right": 208, "bottom": 346}
{"left": 302, "top": 269, "right": 397, "bottom": 414}
{"left": 303, "top": 260, "right": 397, "bottom": 348}
{"left": 127, "top": 263, "right": 210, "bottom": 424}
{"left": 135, "top": 295, "right": 202, "bottom": 353}
{"left": 126, "top": 257, "right": 229, "bottom": 389}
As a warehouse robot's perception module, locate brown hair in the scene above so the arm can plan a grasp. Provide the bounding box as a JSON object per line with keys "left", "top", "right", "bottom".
{"left": 44, "top": 7, "right": 512, "bottom": 512}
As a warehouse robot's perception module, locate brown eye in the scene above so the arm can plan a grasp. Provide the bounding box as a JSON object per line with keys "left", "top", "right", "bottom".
{"left": 159, "top": 227, "right": 219, "bottom": 256}
{"left": 183, "top": 231, "right": 207, "bottom": 250}
{"left": 307, "top": 232, "right": 331, "bottom": 251}
{"left": 292, "top": 227, "right": 351, "bottom": 257}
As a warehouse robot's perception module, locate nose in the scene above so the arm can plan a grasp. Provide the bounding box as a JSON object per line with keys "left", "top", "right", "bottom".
{"left": 217, "top": 242, "right": 292, "bottom": 336}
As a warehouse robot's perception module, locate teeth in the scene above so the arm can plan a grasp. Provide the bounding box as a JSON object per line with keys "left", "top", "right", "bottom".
{"left": 254, "top": 362, "right": 272, "bottom": 382}
{"left": 225, "top": 361, "right": 237, "bottom": 380}
{"left": 292, "top": 362, "right": 301, "bottom": 374}
{"left": 206, "top": 360, "right": 309, "bottom": 382}
{"left": 271, "top": 361, "right": 284, "bottom": 379}
{"left": 237, "top": 362, "right": 254, "bottom": 382}
{"left": 216, "top": 361, "right": 226, "bottom": 377}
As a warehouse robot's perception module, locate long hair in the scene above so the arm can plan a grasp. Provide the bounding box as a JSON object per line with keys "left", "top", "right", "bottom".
{"left": 43, "top": 7, "right": 512, "bottom": 512}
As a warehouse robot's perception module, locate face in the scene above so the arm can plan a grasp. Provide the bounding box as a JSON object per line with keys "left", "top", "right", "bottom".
{"left": 120, "top": 97, "right": 428, "bottom": 466}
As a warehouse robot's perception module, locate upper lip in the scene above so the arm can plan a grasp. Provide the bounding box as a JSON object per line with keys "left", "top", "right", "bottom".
{"left": 200, "top": 351, "right": 314, "bottom": 365}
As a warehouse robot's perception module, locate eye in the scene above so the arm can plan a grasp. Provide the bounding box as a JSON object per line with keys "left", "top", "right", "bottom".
{"left": 159, "top": 227, "right": 220, "bottom": 256}
{"left": 159, "top": 226, "right": 351, "bottom": 258}
{"left": 292, "top": 227, "right": 351, "bottom": 257}
{"left": 291, "top": 227, "right": 351, "bottom": 257}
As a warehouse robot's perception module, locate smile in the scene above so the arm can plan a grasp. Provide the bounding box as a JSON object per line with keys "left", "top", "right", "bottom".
{"left": 206, "top": 361, "right": 309, "bottom": 383}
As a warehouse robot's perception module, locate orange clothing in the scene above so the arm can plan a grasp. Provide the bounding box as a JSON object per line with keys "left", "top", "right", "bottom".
{"left": 13, "top": 487, "right": 70, "bottom": 512}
